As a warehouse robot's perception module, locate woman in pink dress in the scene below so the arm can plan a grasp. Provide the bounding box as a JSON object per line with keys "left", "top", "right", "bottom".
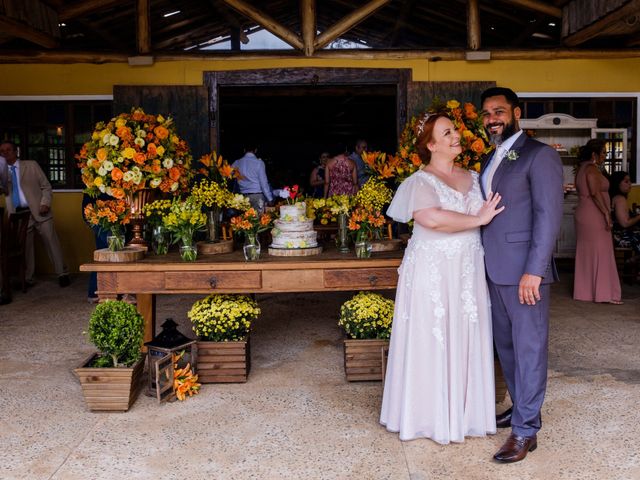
{"left": 324, "top": 151, "right": 358, "bottom": 197}
{"left": 573, "top": 139, "right": 622, "bottom": 304}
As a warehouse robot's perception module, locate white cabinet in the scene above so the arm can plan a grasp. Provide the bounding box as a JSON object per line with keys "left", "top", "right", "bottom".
{"left": 519, "top": 114, "right": 598, "bottom": 259}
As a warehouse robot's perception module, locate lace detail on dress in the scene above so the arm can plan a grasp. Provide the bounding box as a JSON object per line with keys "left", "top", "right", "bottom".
{"left": 420, "top": 170, "right": 485, "bottom": 215}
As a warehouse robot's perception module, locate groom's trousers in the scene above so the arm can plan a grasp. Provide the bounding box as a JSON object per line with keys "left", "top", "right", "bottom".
{"left": 488, "top": 282, "right": 550, "bottom": 438}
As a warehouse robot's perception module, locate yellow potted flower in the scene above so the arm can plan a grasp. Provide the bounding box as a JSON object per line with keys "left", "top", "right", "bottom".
{"left": 188, "top": 294, "right": 260, "bottom": 383}
{"left": 339, "top": 291, "right": 394, "bottom": 382}
{"left": 162, "top": 196, "right": 207, "bottom": 261}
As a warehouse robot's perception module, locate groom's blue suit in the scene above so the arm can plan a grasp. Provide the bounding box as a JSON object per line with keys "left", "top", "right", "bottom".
{"left": 480, "top": 132, "right": 563, "bottom": 438}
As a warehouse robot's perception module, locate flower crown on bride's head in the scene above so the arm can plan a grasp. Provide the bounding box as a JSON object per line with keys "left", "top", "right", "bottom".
{"left": 415, "top": 112, "right": 433, "bottom": 136}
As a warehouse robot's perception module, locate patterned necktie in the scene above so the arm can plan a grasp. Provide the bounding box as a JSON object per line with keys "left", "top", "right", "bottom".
{"left": 483, "top": 145, "right": 504, "bottom": 194}
{"left": 10, "top": 165, "right": 21, "bottom": 208}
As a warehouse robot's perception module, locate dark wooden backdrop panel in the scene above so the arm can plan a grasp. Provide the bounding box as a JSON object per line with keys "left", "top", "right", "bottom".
{"left": 406, "top": 81, "right": 496, "bottom": 118}
{"left": 113, "top": 85, "right": 210, "bottom": 160}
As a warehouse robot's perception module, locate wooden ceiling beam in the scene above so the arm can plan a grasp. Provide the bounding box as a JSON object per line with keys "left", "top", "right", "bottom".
{"left": 467, "top": 0, "right": 481, "bottom": 50}
{"left": 499, "top": 0, "right": 562, "bottom": 18}
{"left": 0, "top": 14, "right": 59, "bottom": 48}
{"left": 315, "top": 0, "right": 391, "bottom": 50}
{"left": 58, "top": 0, "right": 126, "bottom": 22}
{"left": 137, "top": 0, "right": 151, "bottom": 54}
{"left": 563, "top": 0, "right": 640, "bottom": 46}
{"left": 301, "top": 0, "right": 316, "bottom": 56}
{"left": 220, "top": 0, "right": 303, "bottom": 50}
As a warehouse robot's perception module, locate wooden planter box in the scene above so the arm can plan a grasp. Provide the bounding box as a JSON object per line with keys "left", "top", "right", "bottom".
{"left": 196, "top": 337, "right": 250, "bottom": 383}
{"left": 343, "top": 338, "right": 389, "bottom": 382}
{"left": 75, "top": 354, "right": 145, "bottom": 412}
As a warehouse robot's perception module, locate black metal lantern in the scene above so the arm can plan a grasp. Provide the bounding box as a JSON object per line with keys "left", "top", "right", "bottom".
{"left": 144, "top": 318, "right": 196, "bottom": 402}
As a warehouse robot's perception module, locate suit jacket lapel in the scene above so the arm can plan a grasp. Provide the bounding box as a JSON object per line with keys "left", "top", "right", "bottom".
{"left": 491, "top": 134, "right": 528, "bottom": 192}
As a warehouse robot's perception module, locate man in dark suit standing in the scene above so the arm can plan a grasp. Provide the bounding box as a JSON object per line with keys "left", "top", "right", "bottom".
{"left": 479, "top": 87, "right": 563, "bottom": 463}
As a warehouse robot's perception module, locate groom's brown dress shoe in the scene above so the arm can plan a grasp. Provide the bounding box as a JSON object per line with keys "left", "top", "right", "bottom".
{"left": 493, "top": 433, "right": 537, "bottom": 463}
{"left": 496, "top": 407, "right": 512, "bottom": 428}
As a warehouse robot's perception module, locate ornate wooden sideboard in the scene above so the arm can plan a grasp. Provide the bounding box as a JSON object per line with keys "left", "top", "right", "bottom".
{"left": 80, "top": 249, "right": 403, "bottom": 343}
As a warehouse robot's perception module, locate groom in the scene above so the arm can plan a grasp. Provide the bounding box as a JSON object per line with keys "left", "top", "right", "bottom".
{"left": 479, "top": 87, "right": 563, "bottom": 463}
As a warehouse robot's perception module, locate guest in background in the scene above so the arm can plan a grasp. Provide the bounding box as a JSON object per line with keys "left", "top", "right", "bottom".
{"left": 609, "top": 170, "right": 640, "bottom": 255}
{"left": 349, "top": 139, "right": 370, "bottom": 187}
{"left": 573, "top": 139, "right": 622, "bottom": 304}
{"left": 0, "top": 154, "right": 7, "bottom": 194}
{"left": 325, "top": 146, "right": 358, "bottom": 197}
{"left": 82, "top": 193, "right": 110, "bottom": 303}
{"left": 0, "top": 141, "right": 69, "bottom": 288}
{"left": 231, "top": 143, "right": 273, "bottom": 213}
{"left": 309, "top": 152, "right": 329, "bottom": 198}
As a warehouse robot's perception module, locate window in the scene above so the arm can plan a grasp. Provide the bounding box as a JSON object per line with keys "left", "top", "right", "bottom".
{"left": 0, "top": 101, "right": 111, "bottom": 189}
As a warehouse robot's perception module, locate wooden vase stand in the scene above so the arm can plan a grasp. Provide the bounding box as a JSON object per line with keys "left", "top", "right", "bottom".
{"left": 74, "top": 354, "right": 145, "bottom": 412}
{"left": 370, "top": 239, "right": 403, "bottom": 252}
{"left": 93, "top": 246, "right": 146, "bottom": 263}
{"left": 268, "top": 246, "right": 323, "bottom": 257}
{"left": 197, "top": 239, "right": 234, "bottom": 255}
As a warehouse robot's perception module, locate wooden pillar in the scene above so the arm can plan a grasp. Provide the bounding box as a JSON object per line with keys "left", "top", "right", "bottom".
{"left": 467, "top": 0, "right": 481, "bottom": 51}
{"left": 301, "top": 0, "right": 316, "bottom": 56}
{"left": 137, "top": 0, "right": 151, "bottom": 54}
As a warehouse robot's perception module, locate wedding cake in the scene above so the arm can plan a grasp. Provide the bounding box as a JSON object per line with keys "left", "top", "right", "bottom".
{"left": 270, "top": 202, "right": 319, "bottom": 249}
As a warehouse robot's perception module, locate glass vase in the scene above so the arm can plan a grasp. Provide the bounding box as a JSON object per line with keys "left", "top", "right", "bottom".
{"left": 151, "top": 225, "right": 169, "bottom": 255}
{"left": 206, "top": 208, "right": 221, "bottom": 243}
{"left": 107, "top": 234, "right": 125, "bottom": 252}
{"left": 354, "top": 241, "right": 372, "bottom": 259}
{"left": 179, "top": 245, "right": 197, "bottom": 262}
{"left": 243, "top": 233, "right": 261, "bottom": 261}
{"left": 336, "top": 213, "right": 350, "bottom": 253}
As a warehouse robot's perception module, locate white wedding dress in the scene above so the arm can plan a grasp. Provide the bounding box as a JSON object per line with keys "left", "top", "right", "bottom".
{"left": 380, "top": 170, "right": 496, "bottom": 444}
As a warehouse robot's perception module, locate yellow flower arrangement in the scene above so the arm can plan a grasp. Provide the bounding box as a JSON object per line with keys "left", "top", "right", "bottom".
{"left": 162, "top": 196, "right": 207, "bottom": 246}
{"left": 339, "top": 291, "right": 394, "bottom": 340}
{"left": 188, "top": 294, "right": 260, "bottom": 342}
{"left": 77, "top": 108, "right": 192, "bottom": 198}
{"left": 353, "top": 178, "right": 393, "bottom": 211}
{"left": 306, "top": 195, "right": 353, "bottom": 224}
{"left": 142, "top": 199, "right": 172, "bottom": 227}
{"left": 190, "top": 180, "right": 233, "bottom": 209}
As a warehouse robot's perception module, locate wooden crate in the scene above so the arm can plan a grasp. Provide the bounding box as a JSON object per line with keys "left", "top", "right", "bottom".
{"left": 196, "top": 337, "right": 250, "bottom": 383}
{"left": 75, "top": 354, "right": 145, "bottom": 412}
{"left": 343, "top": 338, "right": 389, "bottom": 382}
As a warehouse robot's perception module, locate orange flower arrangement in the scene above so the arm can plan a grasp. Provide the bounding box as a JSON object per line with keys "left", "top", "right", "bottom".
{"left": 348, "top": 207, "right": 386, "bottom": 243}
{"left": 83, "top": 199, "right": 131, "bottom": 235}
{"left": 77, "top": 108, "right": 192, "bottom": 198}
{"left": 172, "top": 352, "right": 200, "bottom": 401}
{"left": 230, "top": 208, "right": 274, "bottom": 235}
{"left": 196, "top": 151, "right": 239, "bottom": 189}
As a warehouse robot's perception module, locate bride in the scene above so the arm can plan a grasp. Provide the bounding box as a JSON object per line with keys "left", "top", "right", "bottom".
{"left": 380, "top": 113, "right": 503, "bottom": 444}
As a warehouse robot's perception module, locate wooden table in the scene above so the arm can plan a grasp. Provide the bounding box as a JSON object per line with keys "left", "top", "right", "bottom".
{"left": 80, "top": 248, "right": 403, "bottom": 343}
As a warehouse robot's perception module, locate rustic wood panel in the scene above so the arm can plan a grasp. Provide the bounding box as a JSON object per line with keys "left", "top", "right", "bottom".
{"left": 262, "top": 269, "right": 324, "bottom": 291}
{"left": 164, "top": 270, "right": 262, "bottom": 290}
{"left": 115, "top": 272, "right": 165, "bottom": 292}
{"left": 406, "top": 80, "right": 496, "bottom": 118}
{"left": 324, "top": 267, "right": 398, "bottom": 288}
{"left": 113, "top": 85, "right": 210, "bottom": 160}
{"left": 196, "top": 338, "right": 250, "bottom": 383}
{"left": 343, "top": 338, "right": 389, "bottom": 382}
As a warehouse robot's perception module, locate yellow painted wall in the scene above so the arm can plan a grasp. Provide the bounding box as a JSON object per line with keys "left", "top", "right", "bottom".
{"left": 1, "top": 56, "right": 638, "bottom": 274}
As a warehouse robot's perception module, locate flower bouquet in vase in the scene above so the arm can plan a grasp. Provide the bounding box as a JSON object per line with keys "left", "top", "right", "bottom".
{"left": 83, "top": 199, "right": 131, "bottom": 252}
{"left": 193, "top": 151, "right": 239, "bottom": 244}
{"left": 339, "top": 291, "right": 394, "bottom": 381}
{"left": 229, "top": 207, "right": 274, "bottom": 261}
{"left": 348, "top": 207, "right": 386, "bottom": 258}
{"left": 188, "top": 294, "right": 260, "bottom": 383}
{"left": 142, "top": 199, "right": 172, "bottom": 255}
{"left": 162, "top": 197, "right": 207, "bottom": 261}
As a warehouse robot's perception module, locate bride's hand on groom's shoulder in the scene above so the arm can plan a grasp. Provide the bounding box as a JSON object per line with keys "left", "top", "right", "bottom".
{"left": 478, "top": 191, "right": 505, "bottom": 225}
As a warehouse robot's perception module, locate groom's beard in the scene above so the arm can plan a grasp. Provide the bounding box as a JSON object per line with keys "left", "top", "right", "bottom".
{"left": 486, "top": 117, "right": 518, "bottom": 146}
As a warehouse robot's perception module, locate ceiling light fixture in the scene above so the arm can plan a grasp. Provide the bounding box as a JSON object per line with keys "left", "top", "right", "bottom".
{"left": 163, "top": 10, "right": 181, "bottom": 18}
{"left": 548, "top": 22, "right": 556, "bottom": 27}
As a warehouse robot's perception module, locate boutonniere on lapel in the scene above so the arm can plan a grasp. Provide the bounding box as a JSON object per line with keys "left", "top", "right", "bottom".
{"left": 505, "top": 150, "right": 519, "bottom": 162}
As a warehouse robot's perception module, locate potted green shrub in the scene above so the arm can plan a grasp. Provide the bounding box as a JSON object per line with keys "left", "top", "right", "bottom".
{"left": 339, "top": 291, "right": 394, "bottom": 382}
{"left": 75, "top": 300, "right": 145, "bottom": 411}
{"left": 188, "top": 294, "right": 260, "bottom": 383}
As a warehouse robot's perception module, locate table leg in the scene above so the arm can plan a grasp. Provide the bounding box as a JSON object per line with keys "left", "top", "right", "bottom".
{"left": 136, "top": 293, "right": 156, "bottom": 348}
